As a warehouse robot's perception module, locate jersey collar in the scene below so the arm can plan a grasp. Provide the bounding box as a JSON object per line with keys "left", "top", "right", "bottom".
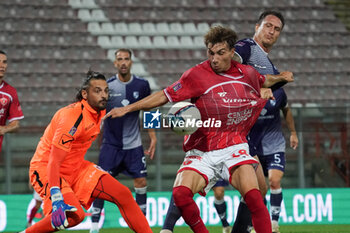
{"left": 116, "top": 74, "right": 134, "bottom": 85}
{"left": 81, "top": 99, "right": 106, "bottom": 120}
{"left": 253, "top": 38, "right": 268, "bottom": 56}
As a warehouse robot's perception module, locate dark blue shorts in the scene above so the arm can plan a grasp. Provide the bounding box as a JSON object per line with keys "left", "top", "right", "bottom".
{"left": 258, "top": 152, "right": 285, "bottom": 176}
{"left": 98, "top": 144, "right": 147, "bottom": 178}
{"left": 213, "top": 179, "right": 229, "bottom": 187}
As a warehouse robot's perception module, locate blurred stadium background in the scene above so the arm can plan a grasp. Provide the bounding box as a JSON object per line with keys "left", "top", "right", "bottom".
{"left": 0, "top": 0, "right": 350, "bottom": 230}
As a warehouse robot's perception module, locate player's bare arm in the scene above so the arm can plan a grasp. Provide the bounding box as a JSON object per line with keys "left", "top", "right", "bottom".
{"left": 263, "top": 71, "right": 294, "bottom": 88}
{"left": 0, "top": 120, "right": 20, "bottom": 135}
{"left": 145, "top": 129, "right": 157, "bottom": 159}
{"left": 104, "top": 90, "right": 168, "bottom": 119}
{"left": 282, "top": 106, "right": 298, "bottom": 150}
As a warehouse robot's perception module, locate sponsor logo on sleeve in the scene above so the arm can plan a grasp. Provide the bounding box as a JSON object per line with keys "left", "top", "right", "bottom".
{"left": 68, "top": 127, "right": 77, "bottom": 136}
{"left": 172, "top": 82, "right": 182, "bottom": 92}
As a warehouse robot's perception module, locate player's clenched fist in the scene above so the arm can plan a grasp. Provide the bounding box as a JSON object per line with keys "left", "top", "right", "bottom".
{"left": 260, "top": 88, "right": 275, "bottom": 100}
{"left": 279, "top": 71, "right": 294, "bottom": 83}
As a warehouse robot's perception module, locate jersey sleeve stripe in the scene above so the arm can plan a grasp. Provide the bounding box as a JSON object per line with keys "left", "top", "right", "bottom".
{"left": 8, "top": 116, "right": 24, "bottom": 122}
{"left": 163, "top": 89, "right": 173, "bottom": 102}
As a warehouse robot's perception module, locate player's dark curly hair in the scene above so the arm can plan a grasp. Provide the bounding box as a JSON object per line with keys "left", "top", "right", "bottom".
{"left": 257, "top": 10, "right": 285, "bottom": 29}
{"left": 75, "top": 70, "right": 106, "bottom": 101}
{"left": 204, "top": 25, "right": 238, "bottom": 50}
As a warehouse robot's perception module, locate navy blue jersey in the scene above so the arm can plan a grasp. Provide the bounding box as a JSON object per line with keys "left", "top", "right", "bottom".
{"left": 248, "top": 88, "right": 287, "bottom": 155}
{"left": 102, "top": 74, "right": 151, "bottom": 149}
{"left": 235, "top": 38, "right": 287, "bottom": 155}
{"left": 234, "top": 38, "right": 279, "bottom": 76}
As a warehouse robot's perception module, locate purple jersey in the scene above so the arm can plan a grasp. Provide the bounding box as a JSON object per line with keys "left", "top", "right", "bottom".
{"left": 234, "top": 38, "right": 279, "bottom": 75}
{"left": 235, "top": 38, "right": 288, "bottom": 155}
{"left": 102, "top": 75, "right": 151, "bottom": 149}
{"left": 248, "top": 88, "right": 287, "bottom": 155}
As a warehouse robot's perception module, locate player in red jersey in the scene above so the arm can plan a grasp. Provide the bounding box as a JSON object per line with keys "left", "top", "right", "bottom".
{"left": 19, "top": 71, "right": 152, "bottom": 233}
{"left": 0, "top": 50, "right": 23, "bottom": 153}
{"left": 105, "top": 26, "right": 293, "bottom": 233}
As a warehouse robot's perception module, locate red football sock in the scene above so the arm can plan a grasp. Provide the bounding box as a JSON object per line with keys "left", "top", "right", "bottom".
{"left": 244, "top": 188, "right": 272, "bottom": 233}
{"left": 25, "top": 192, "right": 85, "bottom": 233}
{"left": 173, "top": 186, "right": 209, "bottom": 233}
{"left": 28, "top": 206, "right": 39, "bottom": 224}
{"left": 92, "top": 174, "right": 152, "bottom": 233}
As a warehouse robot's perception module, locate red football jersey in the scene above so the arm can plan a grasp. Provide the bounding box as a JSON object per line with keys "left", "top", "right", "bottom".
{"left": 0, "top": 81, "right": 24, "bottom": 151}
{"left": 164, "top": 60, "right": 267, "bottom": 152}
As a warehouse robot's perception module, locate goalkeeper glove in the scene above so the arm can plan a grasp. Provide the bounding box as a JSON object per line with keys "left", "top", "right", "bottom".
{"left": 50, "top": 186, "right": 77, "bottom": 230}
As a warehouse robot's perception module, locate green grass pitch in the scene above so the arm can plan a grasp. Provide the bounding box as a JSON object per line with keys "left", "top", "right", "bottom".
{"left": 56, "top": 225, "right": 350, "bottom": 233}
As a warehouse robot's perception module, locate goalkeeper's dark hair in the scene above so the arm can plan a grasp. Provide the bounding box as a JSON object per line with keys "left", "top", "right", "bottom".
{"left": 0, "top": 50, "right": 7, "bottom": 55}
{"left": 76, "top": 70, "right": 106, "bottom": 101}
{"left": 204, "top": 25, "right": 238, "bottom": 50}
{"left": 257, "top": 10, "right": 285, "bottom": 29}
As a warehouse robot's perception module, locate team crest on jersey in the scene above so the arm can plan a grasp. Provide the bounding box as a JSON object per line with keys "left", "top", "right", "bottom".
{"left": 269, "top": 99, "right": 276, "bottom": 106}
{"left": 0, "top": 97, "right": 8, "bottom": 106}
{"left": 133, "top": 91, "right": 139, "bottom": 99}
{"left": 121, "top": 99, "right": 130, "bottom": 106}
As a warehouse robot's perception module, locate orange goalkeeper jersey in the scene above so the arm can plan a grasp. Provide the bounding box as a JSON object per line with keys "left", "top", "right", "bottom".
{"left": 30, "top": 99, "right": 105, "bottom": 184}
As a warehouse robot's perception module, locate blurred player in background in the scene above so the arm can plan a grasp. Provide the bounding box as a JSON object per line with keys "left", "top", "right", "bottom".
{"left": 104, "top": 26, "right": 293, "bottom": 233}
{"left": 212, "top": 180, "right": 231, "bottom": 232}
{"left": 90, "top": 48, "right": 156, "bottom": 233}
{"left": 0, "top": 50, "right": 23, "bottom": 154}
{"left": 20, "top": 70, "right": 152, "bottom": 233}
{"left": 232, "top": 10, "right": 298, "bottom": 233}
{"left": 26, "top": 189, "right": 43, "bottom": 227}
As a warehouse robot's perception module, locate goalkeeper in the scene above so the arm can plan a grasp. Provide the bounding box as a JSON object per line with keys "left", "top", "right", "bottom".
{"left": 19, "top": 71, "right": 152, "bottom": 233}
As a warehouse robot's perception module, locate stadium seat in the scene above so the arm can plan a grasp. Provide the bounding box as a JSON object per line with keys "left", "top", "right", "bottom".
{"left": 81, "top": 0, "right": 98, "bottom": 8}
{"left": 131, "top": 63, "right": 148, "bottom": 76}
{"left": 91, "top": 9, "right": 108, "bottom": 21}
{"left": 101, "top": 22, "right": 115, "bottom": 34}
{"left": 156, "top": 22, "right": 170, "bottom": 35}
{"left": 111, "top": 36, "right": 125, "bottom": 47}
{"left": 138, "top": 36, "right": 153, "bottom": 49}
{"left": 180, "top": 36, "right": 194, "bottom": 49}
{"left": 169, "top": 22, "right": 184, "bottom": 35}
{"left": 125, "top": 35, "right": 139, "bottom": 48}
{"left": 193, "top": 36, "right": 205, "bottom": 49}
{"left": 128, "top": 22, "right": 143, "bottom": 35}
{"left": 183, "top": 22, "right": 198, "bottom": 35}
{"left": 69, "top": 0, "right": 83, "bottom": 8}
{"left": 114, "top": 22, "right": 129, "bottom": 35}
{"left": 97, "top": 35, "right": 112, "bottom": 48}
{"left": 153, "top": 36, "right": 168, "bottom": 49}
{"left": 87, "top": 22, "right": 102, "bottom": 34}
{"left": 78, "top": 9, "right": 91, "bottom": 21}
{"left": 167, "top": 36, "right": 181, "bottom": 48}
{"left": 142, "top": 22, "right": 157, "bottom": 35}
{"left": 197, "top": 22, "right": 210, "bottom": 34}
